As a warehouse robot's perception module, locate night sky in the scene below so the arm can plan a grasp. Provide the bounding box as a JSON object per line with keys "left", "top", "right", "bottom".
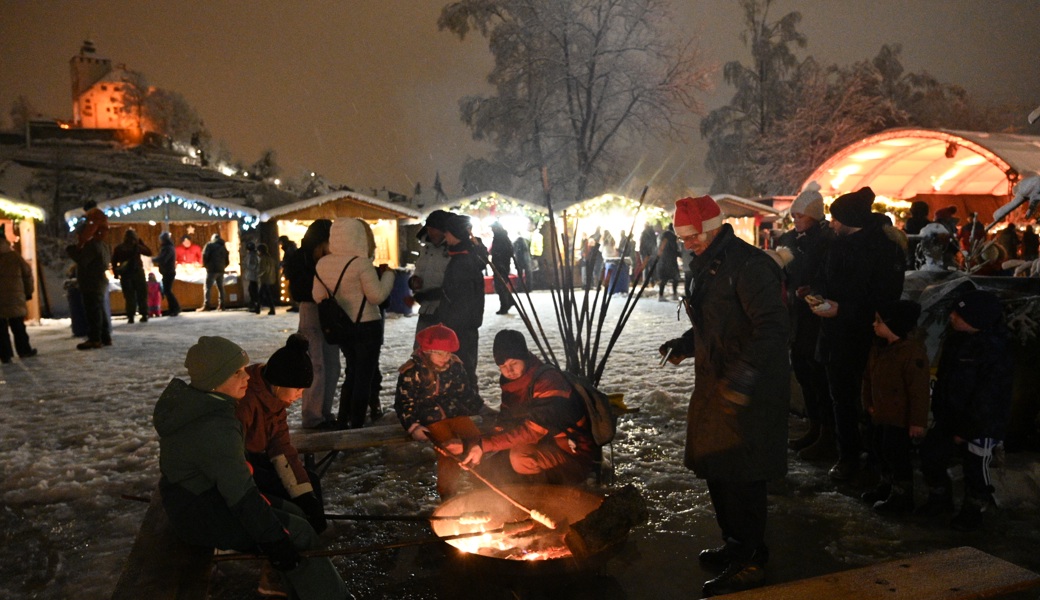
{"left": 2, "top": 0, "right": 1038, "bottom": 197}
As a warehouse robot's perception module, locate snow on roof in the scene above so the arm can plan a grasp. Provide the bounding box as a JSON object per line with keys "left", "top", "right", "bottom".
{"left": 261, "top": 190, "right": 421, "bottom": 222}
{"left": 805, "top": 128, "right": 1040, "bottom": 200}
{"left": 62, "top": 187, "right": 259, "bottom": 230}
{"left": 0, "top": 193, "right": 46, "bottom": 222}
{"left": 434, "top": 191, "right": 547, "bottom": 216}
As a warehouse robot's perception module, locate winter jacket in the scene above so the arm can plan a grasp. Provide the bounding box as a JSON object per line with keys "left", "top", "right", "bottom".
{"left": 490, "top": 226, "right": 514, "bottom": 270}
{"left": 816, "top": 216, "right": 905, "bottom": 366}
{"left": 283, "top": 248, "right": 317, "bottom": 303}
{"left": 433, "top": 237, "right": 485, "bottom": 332}
{"left": 258, "top": 253, "right": 278, "bottom": 286}
{"left": 111, "top": 238, "right": 152, "bottom": 278}
{"left": 411, "top": 236, "right": 450, "bottom": 315}
{"left": 202, "top": 237, "right": 230, "bottom": 273}
{"left": 66, "top": 238, "right": 110, "bottom": 293}
{"left": 312, "top": 218, "right": 394, "bottom": 323}
{"left": 671, "top": 224, "right": 790, "bottom": 482}
{"left": 153, "top": 378, "right": 289, "bottom": 547}
{"left": 235, "top": 364, "right": 314, "bottom": 499}
{"left": 862, "top": 336, "right": 931, "bottom": 429}
{"left": 656, "top": 230, "right": 680, "bottom": 279}
{"left": 394, "top": 352, "right": 483, "bottom": 432}
{"left": 155, "top": 235, "right": 177, "bottom": 278}
{"left": 481, "top": 354, "right": 595, "bottom": 460}
{"left": 777, "top": 220, "right": 834, "bottom": 349}
{"left": 242, "top": 249, "right": 259, "bottom": 283}
{"left": 0, "top": 244, "right": 33, "bottom": 319}
{"left": 176, "top": 242, "right": 202, "bottom": 264}
{"left": 932, "top": 328, "right": 1013, "bottom": 440}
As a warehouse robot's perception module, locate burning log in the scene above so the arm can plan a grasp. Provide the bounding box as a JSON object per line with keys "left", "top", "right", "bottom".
{"left": 564, "top": 484, "right": 648, "bottom": 559}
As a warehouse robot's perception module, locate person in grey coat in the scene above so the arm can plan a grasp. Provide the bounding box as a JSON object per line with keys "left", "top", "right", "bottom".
{"left": 658, "top": 195, "right": 790, "bottom": 597}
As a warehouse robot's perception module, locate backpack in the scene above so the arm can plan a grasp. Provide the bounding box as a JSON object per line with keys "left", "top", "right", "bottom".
{"left": 314, "top": 257, "right": 366, "bottom": 345}
{"left": 529, "top": 364, "right": 617, "bottom": 445}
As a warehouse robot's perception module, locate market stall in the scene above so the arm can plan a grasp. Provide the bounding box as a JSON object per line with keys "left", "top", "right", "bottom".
{"left": 261, "top": 190, "right": 421, "bottom": 306}
{"left": 63, "top": 188, "right": 260, "bottom": 312}
{"left": 712, "top": 193, "right": 783, "bottom": 245}
{"left": 0, "top": 194, "right": 46, "bottom": 322}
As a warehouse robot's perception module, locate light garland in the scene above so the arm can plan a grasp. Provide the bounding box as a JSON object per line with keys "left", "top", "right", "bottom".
{"left": 0, "top": 197, "right": 46, "bottom": 222}
{"left": 450, "top": 194, "right": 549, "bottom": 229}
{"left": 65, "top": 192, "right": 260, "bottom": 232}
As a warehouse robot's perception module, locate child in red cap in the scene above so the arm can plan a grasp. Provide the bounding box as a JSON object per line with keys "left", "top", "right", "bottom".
{"left": 394, "top": 324, "right": 487, "bottom": 497}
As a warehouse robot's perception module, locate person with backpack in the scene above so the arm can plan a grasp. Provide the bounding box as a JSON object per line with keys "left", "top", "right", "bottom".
{"left": 445, "top": 329, "right": 596, "bottom": 486}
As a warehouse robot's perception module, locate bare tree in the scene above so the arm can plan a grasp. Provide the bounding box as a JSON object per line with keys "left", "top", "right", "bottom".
{"left": 8, "top": 95, "right": 38, "bottom": 130}
{"left": 440, "top": 0, "right": 713, "bottom": 202}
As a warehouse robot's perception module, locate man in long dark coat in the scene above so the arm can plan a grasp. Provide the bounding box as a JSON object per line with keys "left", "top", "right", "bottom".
{"left": 658, "top": 195, "right": 790, "bottom": 597}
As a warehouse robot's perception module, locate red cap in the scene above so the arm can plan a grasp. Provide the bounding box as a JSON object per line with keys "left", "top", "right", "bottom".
{"left": 674, "top": 195, "right": 723, "bottom": 237}
{"left": 416, "top": 324, "right": 459, "bottom": 353}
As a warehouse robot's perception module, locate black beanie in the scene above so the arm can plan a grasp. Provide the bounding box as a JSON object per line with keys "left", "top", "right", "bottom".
{"left": 953, "top": 289, "right": 1003, "bottom": 331}
{"left": 444, "top": 214, "right": 472, "bottom": 240}
{"left": 878, "top": 299, "right": 921, "bottom": 339}
{"left": 263, "top": 334, "right": 314, "bottom": 388}
{"left": 830, "top": 187, "right": 875, "bottom": 228}
{"left": 493, "top": 329, "right": 529, "bottom": 365}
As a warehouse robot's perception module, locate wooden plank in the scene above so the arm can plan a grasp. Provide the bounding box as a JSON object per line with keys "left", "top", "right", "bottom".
{"left": 111, "top": 485, "right": 213, "bottom": 600}
{"left": 291, "top": 423, "right": 414, "bottom": 454}
{"left": 716, "top": 547, "right": 1040, "bottom": 600}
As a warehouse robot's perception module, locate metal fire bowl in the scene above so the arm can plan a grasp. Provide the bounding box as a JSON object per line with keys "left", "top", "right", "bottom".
{"left": 430, "top": 484, "right": 616, "bottom": 577}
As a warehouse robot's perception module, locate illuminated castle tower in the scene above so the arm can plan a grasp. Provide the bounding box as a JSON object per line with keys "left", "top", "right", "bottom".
{"left": 69, "top": 40, "right": 139, "bottom": 132}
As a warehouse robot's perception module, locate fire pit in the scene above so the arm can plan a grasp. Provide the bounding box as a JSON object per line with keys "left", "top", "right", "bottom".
{"left": 430, "top": 484, "right": 605, "bottom": 566}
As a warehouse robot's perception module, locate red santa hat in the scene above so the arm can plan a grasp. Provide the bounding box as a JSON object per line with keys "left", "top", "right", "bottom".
{"left": 673, "top": 195, "right": 723, "bottom": 237}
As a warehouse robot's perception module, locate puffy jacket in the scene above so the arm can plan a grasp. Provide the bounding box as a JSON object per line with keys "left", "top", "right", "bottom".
{"left": 434, "top": 238, "right": 485, "bottom": 331}
{"left": 0, "top": 245, "right": 32, "bottom": 319}
{"left": 395, "top": 352, "right": 483, "bottom": 431}
{"left": 155, "top": 235, "right": 177, "bottom": 277}
{"left": 153, "top": 378, "right": 289, "bottom": 546}
{"left": 66, "top": 238, "right": 110, "bottom": 292}
{"left": 312, "top": 218, "right": 394, "bottom": 323}
{"left": 862, "top": 336, "right": 931, "bottom": 429}
{"left": 202, "top": 238, "right": 230, "bottom": 273}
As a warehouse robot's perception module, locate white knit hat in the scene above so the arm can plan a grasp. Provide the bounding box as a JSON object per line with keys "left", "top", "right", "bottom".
{"left": 790, "top": 181, "right": 824, "bottom": 221}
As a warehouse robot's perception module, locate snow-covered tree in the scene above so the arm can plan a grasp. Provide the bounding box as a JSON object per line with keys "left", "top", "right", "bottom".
{"left": 440, "top": 0, "right": 713, "bottom": 203}
{"left": 8, "top": 95, "right": 38, "bottom": 130}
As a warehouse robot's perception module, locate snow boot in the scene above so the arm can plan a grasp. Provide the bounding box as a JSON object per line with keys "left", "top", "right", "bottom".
{"left": 789, "top": 420, "right": 821, "bottom": 451}
{"left": 874, "top": 480, "right": 914, "bottom": 514}
{"left": 860, "top": 480, "right": 892, "bottom": 505}
{"left": 797, "top": 426, "right": 837, "bottom": 462}
{"left": 914, "top": 487, "right": 954, "bottom": 517}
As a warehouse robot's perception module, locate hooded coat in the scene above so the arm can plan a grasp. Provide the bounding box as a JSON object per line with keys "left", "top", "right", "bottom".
{"left": 0, "top": 242, "right": 33, "bottom": 320}
{"left": 312, "top": 218, "right": 394, "bottom": 324}
{"left": 153, "top": 378, "right": 289, "bottom": 547}
{"left": 672, "top": 225, "right": 790, "bottom": 482}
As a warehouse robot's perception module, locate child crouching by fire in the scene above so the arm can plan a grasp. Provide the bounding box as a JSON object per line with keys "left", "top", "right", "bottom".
{"left": 394, "top": 324, "right": 488, "bottom": 498}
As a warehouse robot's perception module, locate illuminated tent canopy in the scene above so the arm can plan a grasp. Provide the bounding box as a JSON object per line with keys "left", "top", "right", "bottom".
{"left": 804, "top": 128, "right": 1040, "bottom": 222}
{"left": 711, "top": 194, "right": 781, "bottom": 245}
{"left": 62, "top": 188, "right": 260, "bottom": 231}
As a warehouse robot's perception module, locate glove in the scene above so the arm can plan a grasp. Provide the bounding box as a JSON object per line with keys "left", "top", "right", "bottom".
{"left": 260, "top": 536, "right": 301, "bottom": 572}
{"left": 292, "top": 492, "right": 327, "bottom": 534}
{"left": 658, "top": 338, "right": 688, "bottom": 365}
{"left": 408, "top": 423, "right": 431, "bottom": 442}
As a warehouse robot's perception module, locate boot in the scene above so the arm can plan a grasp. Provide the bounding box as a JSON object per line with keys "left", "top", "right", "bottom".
{"left": 789, "top": 420, "right": 821, "bottom": 451}
{"left": 698, "top": 540, "right": 741, "bottom": 572}
{"left": 874, "top": 480, "right": 914, "bottom": 514}
{"left": 860, "top": 480, "right": 892, "bottom": 505}
{"left": 797, "top": 426, "right": 837, "bottom": 462}
{"left": 914, "top": 487, "right": 954, "bottom": 517}
{"left": 702, "top": 549, "right": 768, "bottom": 597}
{"left": 950, "top": 496, "right": 990, "bottom": 531}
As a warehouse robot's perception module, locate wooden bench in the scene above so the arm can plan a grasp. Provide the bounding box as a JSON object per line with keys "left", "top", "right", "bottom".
{"left": 715, "top": 546, "right": 1040, "bottom": 600}
{"left": 111, "top": 485, "right": 214, "bottom": 600}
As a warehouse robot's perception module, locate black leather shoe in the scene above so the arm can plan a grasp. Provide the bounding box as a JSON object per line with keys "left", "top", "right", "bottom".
{"left": 702, "top": 559, "right": 766, "bottom": 597}
{"left": 19, "top": 348, "right": 38, "bottom": 359}
{"left": 698, "top": 545, "right": 737, "bottom": 571}
{"left": 77, "top": 340, "right": 103, "bottom": 350}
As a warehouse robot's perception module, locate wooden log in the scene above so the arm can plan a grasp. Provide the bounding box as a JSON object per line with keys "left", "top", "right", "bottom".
{"left": 714, "top": 546, "right": 1040, "bottom": 600}
{"left": 110, "top": 485, "right": 213, "bottom": 600}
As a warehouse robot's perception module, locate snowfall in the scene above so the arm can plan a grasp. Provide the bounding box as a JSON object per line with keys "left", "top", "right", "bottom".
{"left": 1, "top": 291, "right": 1038, "bottom": 600}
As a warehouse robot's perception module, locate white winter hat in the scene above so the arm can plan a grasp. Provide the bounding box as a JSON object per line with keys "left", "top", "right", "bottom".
{"left": 791, "top": 181, "right": 824, "bottom": 221}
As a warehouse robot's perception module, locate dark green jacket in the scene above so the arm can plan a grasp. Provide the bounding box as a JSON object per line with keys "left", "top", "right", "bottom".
{"left": 154, "top": 378, "right": 288, "bottom": 547}
{"left": 676, "top": 225, "right": 790, "bottom": 482}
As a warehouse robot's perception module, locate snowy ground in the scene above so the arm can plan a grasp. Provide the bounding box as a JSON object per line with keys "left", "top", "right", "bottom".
{"left": 1, "top": 291, "right": 1038, "bottom": 599}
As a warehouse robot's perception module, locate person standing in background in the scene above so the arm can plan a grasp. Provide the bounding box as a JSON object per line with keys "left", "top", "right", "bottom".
{"left": 512, "top": 235, "right": 533, "bottom": 293}
{"left": 434, "top": 214, "right": 485, "bottom": 388}
{"left": 111, "top": 228, "right": 153, "bottom": 324}
{"left": 257, "top": 243, "right": 279, "bottom": 316}
{"left": 176, "top": 235, "right": 202, "bottom": 265}
{"left": 279, "top": 236, "right": 299, "bottom": 313}
{"left": 0, "top": 226, "right": 37, "bottom": 363}
{"left": 202, "top": 233, "right": 230, "bottom": 310}
{"left": 243, "top": 241, "right": 260, "bottom": 314}
{"left": 154, "top": 232, "right": 181, "bottom": 316}
{"left": 409, "top": 210, "right": 453, "bottom": 336}
{"left": 67, "top": 218, "right": 112, "bottom": 350}
{"left": 490, "top": 221, "right": 515, "bottom": 315}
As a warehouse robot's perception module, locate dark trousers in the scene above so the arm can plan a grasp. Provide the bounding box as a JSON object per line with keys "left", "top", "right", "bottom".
{"left": 161, "top": 271, "right": 180, "bottom": 314}
{"left": 82, "top": 285, "right": 108, "bottom": 343}
{"left": 825, "top": 359, "right": 867, "bottom": 461}
{"left": 454, "top": 326, "right": 480, "bottom": 388}
{"left": 120, "top": 269, "right": 148, "bottom": 320}
{"left": 337, "top": 322, "right": 384, "bottom": 428}
{"left": 204, "top": 270, "right": 226, "bottom": 308}
{"left": 920, "top": 420, "right": 997, "bottom": 500}
{"left": 791, "top": 343, "right": 831, "bottom": 424}
{"left": 259, "top": 283, "right": 277, "bottom": 312}
{"left": 247, "top": 280, "right": 260, "bottom": 312}
{"left": 493, "top": 260, "right": 514, "bottom": 310}
{"left": 706, "top": 479, "right": 769, "bottom": 559}
{"left": 870, "top": 424, "right": 913, "bottom": 482}
{"left": 0, "top": 316, "right": 33, "bottom": 360}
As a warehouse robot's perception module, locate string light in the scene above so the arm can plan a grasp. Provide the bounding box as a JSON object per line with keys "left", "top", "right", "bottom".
{"left": 65, "top": 192, "right": 260, "bottom": 232}
{"left": 0, "top": 197, "right": 47, "bottom": 222}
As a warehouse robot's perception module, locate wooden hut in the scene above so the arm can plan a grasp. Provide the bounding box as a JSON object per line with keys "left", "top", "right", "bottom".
{"left": 0, "top": 194, "right": 46, "bottom": 321}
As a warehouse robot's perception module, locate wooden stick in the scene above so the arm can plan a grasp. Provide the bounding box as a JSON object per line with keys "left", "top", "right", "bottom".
{"left": 325, "top": 511, "right": 491, "bottom": 523}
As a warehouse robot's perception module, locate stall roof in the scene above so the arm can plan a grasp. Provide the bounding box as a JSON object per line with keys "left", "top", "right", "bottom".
{"left": 0, "top": 194, "right": 46, "bottom": 222}
{"left": 435, "top": 191, "right": 547, "bottom": 215}
{"left": 62, "top": 188, "right": 259, "bottom": 230}
{"left": 261, "top": 191, "right": 421, "bottom": 222}
{"left": 711, "top": 194, "right": 781, "bottom": 218}
{"left": 804, "top": 128, "right": 1040, "bottom": 200}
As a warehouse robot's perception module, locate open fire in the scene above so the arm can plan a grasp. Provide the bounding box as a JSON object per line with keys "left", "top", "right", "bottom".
{"left": 430, "top": 484, "right": 603, "bottom": 562}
